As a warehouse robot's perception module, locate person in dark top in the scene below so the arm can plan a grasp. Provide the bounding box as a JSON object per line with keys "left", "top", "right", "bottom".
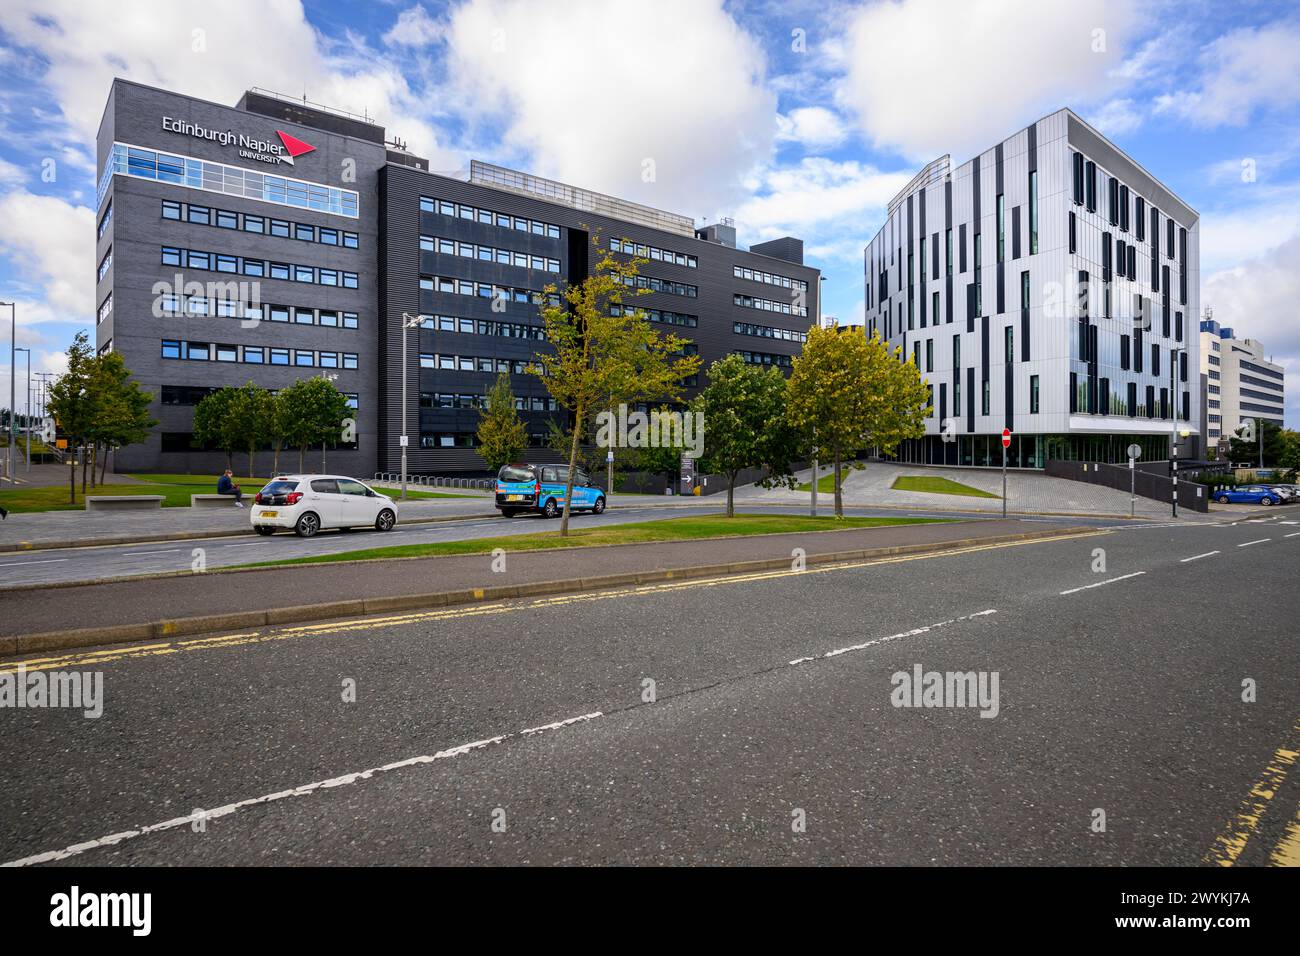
{"left": 0, "top": 505, "right": 7, "bottom": 519}
{"left": 217, "top": 469, "right": 244, "bottom": 507}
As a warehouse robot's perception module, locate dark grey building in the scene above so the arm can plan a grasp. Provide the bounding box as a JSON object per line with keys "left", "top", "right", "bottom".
{"left": 95, "top": 80, "right": 819, "bottom": 475}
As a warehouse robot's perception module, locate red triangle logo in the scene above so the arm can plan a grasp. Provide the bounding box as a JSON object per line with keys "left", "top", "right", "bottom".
{"left": 276, "top": 130, "right": 316, "bottom": 159}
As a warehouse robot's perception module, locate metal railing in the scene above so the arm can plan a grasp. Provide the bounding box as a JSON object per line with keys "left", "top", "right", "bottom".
{"left": 372, "top": 473, "right": 495, "bottom": 490}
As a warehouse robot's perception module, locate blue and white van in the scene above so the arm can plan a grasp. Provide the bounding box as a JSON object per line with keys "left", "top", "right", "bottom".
{"left": 495, "top": 463, "right": 606, "bottom": 518}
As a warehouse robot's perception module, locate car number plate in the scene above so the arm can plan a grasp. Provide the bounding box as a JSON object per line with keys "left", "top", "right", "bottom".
{"left": 507, "top": 494, "right": 522, "bottom": 501}
{"left": 260, "top": 510, "right": 278, "bottom": 518}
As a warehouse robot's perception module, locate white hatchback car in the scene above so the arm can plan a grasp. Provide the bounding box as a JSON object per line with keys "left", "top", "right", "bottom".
{"left": 250, "top": 474, "right": 399, "bottom": 537}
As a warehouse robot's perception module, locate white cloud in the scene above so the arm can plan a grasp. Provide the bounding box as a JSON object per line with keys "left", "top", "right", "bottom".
{"left": 1155, "top": 21, "right": 1300, "bottom": 127}
{"left": 1198, "top": 182, "right": 1300, "bottom": 273}
{"left": 0, "top": 190, "right": 95, "bottom": 320}
{"left": 0, "top": 0, "right": 459, "bottom": 169}
{"left": 736, "top": 157, "right": 910, "bottom": 245}
{"left": 836, "top": 0, "right": 1141, "bottom": 161}
{"left": 443, "top": 0, "right": 775, "bottom": 215}
{"left": 1086, "top": 98, "right": 1143, "bottom": 137}
{"left": 776, "top": 107, "right": 848, "bottom": 149}
{"left": 1204, "top": 235, "right": 1300, "bottom": 424}
{"left": 384, "top": 5, "right": 442, "bottom": 46}
{"left": 0, "top": 158, "right": 25, "bottom": 187}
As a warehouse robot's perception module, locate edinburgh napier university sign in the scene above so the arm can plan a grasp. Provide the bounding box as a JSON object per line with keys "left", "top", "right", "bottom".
{"left": 160, "top": 117, "right": 316, "bottom": 167}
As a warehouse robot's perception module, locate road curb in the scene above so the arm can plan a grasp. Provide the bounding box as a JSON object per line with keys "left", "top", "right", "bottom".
{"left": 6, "top": 525, "right": 1100, "bottom": 657}
{"left": 0, "top": 511, "right": 502, "bottom": 554}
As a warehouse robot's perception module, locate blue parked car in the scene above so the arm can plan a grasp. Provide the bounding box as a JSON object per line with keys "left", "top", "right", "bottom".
{"left": 495, "top": 463, "right": 606, "bottom": 518}
{"left": 1215, "top": 485, "right": 1285, "bottom": 506}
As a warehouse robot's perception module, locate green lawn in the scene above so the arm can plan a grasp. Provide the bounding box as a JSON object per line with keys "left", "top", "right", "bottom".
{"left": 240, "top": 513, "right": 953, "bottom": 568}
{"left": 891, "top": 475, "right": 999, "bottom": 498}
{"left": 796, "top": 473, "right": 839, "bottom": 493}
{"left": 0, "top": 473, "right": 473, "bottom": 513}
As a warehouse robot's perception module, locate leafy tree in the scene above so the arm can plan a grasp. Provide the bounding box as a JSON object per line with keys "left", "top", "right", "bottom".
{"left": 476, "top": 373, "right": 528, "bottom": 473}
{"left": 1278, "top": 428, "right": 1300, "bottom": 478}
{"left": 531, "top": 237, "right": 700, "bottom": 534}
{"left": 276, "top": 376, "right": 352, "bottom": 473}
{"left": 1226, "top": 418, "right": 1287, "bottom": 468}
{"left": 230, "top": 381, "right": 274, "bottom": 478}
{"left": 786, "top": 325, "right": 929, "bottom": 517}
{"left": 192, "top": 386, "right": 242, "bottom": 472}
{"left": 692, "top": 355, "right": 801, "bottom": 516}
{"left": 87, "top": 351, "right": 156, "bottom": 485}
{"left": 45, "top": 331, "right": 97, "bottom": 504}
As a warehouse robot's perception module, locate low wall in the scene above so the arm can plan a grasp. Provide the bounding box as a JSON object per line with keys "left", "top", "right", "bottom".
{"left": 1044, "top": 459, "right": 1210, "bottom": 512}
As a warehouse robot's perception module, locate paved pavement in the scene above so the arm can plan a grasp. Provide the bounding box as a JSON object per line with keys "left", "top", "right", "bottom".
{"left": 0, "top": 516, "right": 1054, "bottom": 637}
{"left": 740, "top": 460, "right": 1189, "bottom": 517}
{"left": 1, "top": 513, "right": 1296, "bottom": 865}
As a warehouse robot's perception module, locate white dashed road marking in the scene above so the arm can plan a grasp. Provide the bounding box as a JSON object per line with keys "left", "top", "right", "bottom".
{"left": 1238, "top": 539, "right": 1271, "bottom": 548}
{"left": 1180, "top": 551, "right": 1220, "bottom": 563}
{"left": 1059, "top": 571, "right": 1146, "bottom": 595}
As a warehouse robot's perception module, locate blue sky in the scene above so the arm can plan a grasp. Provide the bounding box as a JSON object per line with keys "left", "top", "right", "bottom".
{"left": 1, "top": 0, "right": 1298, "bottom": 424}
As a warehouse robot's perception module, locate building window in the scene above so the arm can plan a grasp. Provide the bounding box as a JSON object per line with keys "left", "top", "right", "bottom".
{"left": 996, "top": 194, "right": 1005, "bottom": 263}
{"left": 1028, "top": 170, "right": 1038, "bottom": 254}
{"left": 1004, "top": 326, "right": 1014, "bottom": 363}
{"left": 1030, "top": 375, "right": 1040, "bottom": 413}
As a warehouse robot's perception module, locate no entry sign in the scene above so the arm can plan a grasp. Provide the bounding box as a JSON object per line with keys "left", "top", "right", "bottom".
{"left": 1001, "top": 428, "right": 1012, "bottom": 448}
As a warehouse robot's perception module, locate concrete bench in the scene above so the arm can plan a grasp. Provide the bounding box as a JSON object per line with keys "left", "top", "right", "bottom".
{"left": 84, "top": 495, "right": 164, "bottom": 511}
{"left": 191, "top": 493, "right": 244, "bottom": 508}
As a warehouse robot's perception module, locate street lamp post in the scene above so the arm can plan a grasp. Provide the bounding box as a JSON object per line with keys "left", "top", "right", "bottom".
{"left": 3, "top": 302, "right": 14, "bottom": 484}
{"left": 1170, "top": 346, "right": 1188, "bottom": 518}
{"left": 400, "top": 312, "right": 423, "bottom": 501}
{"left": 318, "top": 371, "right": 338, "bottom": 471}
{"left": 15, "top": 347, "right": 30, "bottom": 471}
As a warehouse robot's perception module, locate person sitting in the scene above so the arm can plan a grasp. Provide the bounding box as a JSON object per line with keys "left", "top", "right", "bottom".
{"left": 217, "top": 469, "right": 244, "bottom": 508}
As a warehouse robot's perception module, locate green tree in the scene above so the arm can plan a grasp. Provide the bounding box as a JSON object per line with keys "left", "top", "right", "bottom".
{"left": 476, "top": 373, "right": 528, "bottom": 473}
{"left": 692, "top": 354, "right": 801, "bottom": 516}
{"left": 276, "top": 376, "right": 352, "bottom": 473}
{"left": 87, "top": 351, "right": 157, "bottom": 485}
{"left": 1227, "top": 418, "right": 1287, "bottom": 468}
{"left": 1278, "top": 428, "right": 1300, "bottom": 478}
{"left": 230, "top": 381, "right": 274, "bottom": 478}
{"left": 45, "top": 331, "right": 97, "bottom": 504}
{"left": 192, "top": 386, "right": 242, "bottom": 472}
{"left": 532, "top": 237, "right": 700, "bottom": 534}
{"left": 786, "top": 325, "right": 930, "bottom": 517}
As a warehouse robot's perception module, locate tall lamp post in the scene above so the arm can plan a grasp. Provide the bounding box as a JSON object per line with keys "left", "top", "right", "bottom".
{"left": 399, "top": 312, "right": 423, "bottom": 500}
{"left": 1170, "top": 345, "right": 1188, "bottom": 518}
{"left": 3, "top": 301, "right": 14, "bottom": 484}
{"left": 14, "top": 347, "right": 30, "bottom": 471}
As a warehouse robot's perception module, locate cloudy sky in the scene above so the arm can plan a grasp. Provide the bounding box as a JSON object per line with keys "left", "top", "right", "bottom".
{"left": 0, "top": 0, "right": 1297, "bottom": 424}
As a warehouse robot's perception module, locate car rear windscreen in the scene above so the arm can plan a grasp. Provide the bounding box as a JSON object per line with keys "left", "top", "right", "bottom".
{"left": 498, "top": 465, "right": 535, "bottom": 482}
{"left": 261, "top": 480, "right": 299, "bottom": 495}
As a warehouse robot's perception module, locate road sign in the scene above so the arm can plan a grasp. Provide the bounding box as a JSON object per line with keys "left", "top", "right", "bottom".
{"left": 399, "top": 435, "right": 408, "bottom": 448}
{"left": 1001, "top": 428, "right": 1011, "bottom": 449}
{"left": 1126, "top": 442, "right": 1141, "bottom": 459}
{"left": 606, "top": 450, "right": 614, "bottom": 463}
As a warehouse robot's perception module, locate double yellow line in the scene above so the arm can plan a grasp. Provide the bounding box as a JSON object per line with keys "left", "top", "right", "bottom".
{"left": 1204, "top": 715, "right": 1300, "bottom": 866}
{"left": 2, "top": 530, "right": 1102, "bottom": 676}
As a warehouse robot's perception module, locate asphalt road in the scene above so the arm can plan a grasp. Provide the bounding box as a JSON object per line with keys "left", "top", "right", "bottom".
{"left": 1, "top": 513, "right": 1297, "bottom": 865}
{"left": 0, "top": 501, "right": 1130, "bottom": 587}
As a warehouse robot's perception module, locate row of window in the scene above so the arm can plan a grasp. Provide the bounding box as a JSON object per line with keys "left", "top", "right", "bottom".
{"left": 417, "top": 314, "right": 545, "bottom": 340}
{"left": 157, "top": 297, "right": 360, "bottom": 329}
{"left": 419, "top": 196, "right": 562, "bottom": 239}
{"left": 732, "top": 265, "right": 808, "bottom": 292}
{"left": 161, "top": 246, "right": 359, "bottom": 288}
{"left": 736, "top": 350, "right": 793, "bottom": 369}
{"left": 160, "top": 384, "right": 359, "bottom": 409}
{"left": 733, "top": 293, "right": 808, "bottom": 317}
{"left": 98, "top": 248, "right": 112, "bottom": 282}
{"left": 609, "top": 304, "right": 698, "bottom": 327}
{"left": 101, "top": 143, "right": 359, "bottom": 218}
{"left": 98, "top": 293, "right": 113, "bottom": 325}
{"left": 162, "top": 199, "right": 359, "bottom": 248}
{"left": 419, "top": 274, "right": 560, "bottom": 307}
{"left": 160, "top": 339, "right": 358, "bottom": 368}
{"left": 420, "top": 392, "right": 559, "bottom": 412}
{"left": 98, "top": 201, "right": 113, "bottom": 239}
{"left": 733, "top": 321, "right": 807, "bottom": 343}
{"left": 613, "top": 273, "right": 698, "bottom": 298}
{"left": 419, "top": 353, "right": 531, "bottom": 374}
{"left": 421, "top": 236, "right": 560, "bottom": 273}
{"left": 610, "top": 238, "right": 697, "bottom": 269}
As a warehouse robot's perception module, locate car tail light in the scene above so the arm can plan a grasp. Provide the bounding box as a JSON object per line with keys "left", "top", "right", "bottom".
{"left": 534, "top": 481, "right": 541, "bottom": 496}
{"left": 286, "top": 492, "right": 303, "bottom": 505}
{"left": 254, "top": 492, "right": 263, "bottom": 505}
